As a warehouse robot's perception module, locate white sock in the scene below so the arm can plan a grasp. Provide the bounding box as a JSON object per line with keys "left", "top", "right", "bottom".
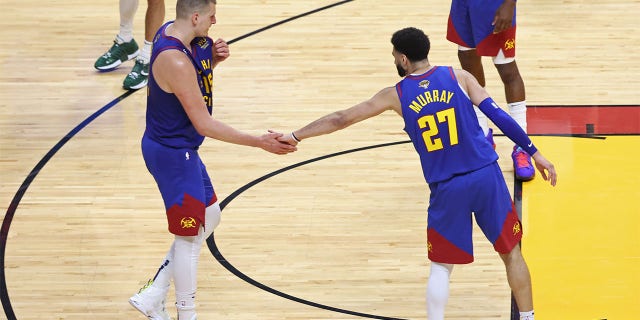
{"left": 474, "top": 106, "right": 490, "bottom": 136}
{"left": 139, "top": 40, "right": 153, "bottom": 63}
{"left": 508, "top": 101, "right": 527, "bottom": 133}
{"left": 117, "top": 0, "right": 139, "bottom": 43}
{"left": 426, "top": 262, "right": 453, "bottom": 320}
{"left": 520, "top": 310, "right": 535, "bottom": 320}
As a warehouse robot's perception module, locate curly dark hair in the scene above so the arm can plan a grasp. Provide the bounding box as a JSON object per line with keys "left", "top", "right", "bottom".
{"left": 391, "top": 27, "right": 430, "bottom": 62}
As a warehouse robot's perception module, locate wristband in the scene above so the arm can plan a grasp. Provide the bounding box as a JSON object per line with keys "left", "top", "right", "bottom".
{"left": 291, "top": 132, "right": 301, "bottom": 143}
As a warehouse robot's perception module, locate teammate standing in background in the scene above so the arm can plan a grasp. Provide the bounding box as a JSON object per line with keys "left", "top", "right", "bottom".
{"left": 446, "top": 0, "right": 535, "bottom": 181}
{"left": 278, "top": 27, "right": 556, "bottom": 320}
{"left": 94, "top": 0, "right": 165, "bottom": 90}
{"left": 128, "top": 1, "right": 296, "bottom": 319}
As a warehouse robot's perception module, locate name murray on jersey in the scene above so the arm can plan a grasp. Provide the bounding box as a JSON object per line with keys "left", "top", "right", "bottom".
{"left": 407, "top": 89, "right": 455, "bottom": 113}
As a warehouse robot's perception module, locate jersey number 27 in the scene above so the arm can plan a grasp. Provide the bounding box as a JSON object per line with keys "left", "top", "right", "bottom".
{"left": 417, "top": 107, "right": 459, "bottom": 152}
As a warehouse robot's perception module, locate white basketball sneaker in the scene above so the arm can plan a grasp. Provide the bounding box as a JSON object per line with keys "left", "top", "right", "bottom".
{"left": 129, "top": 279, "right": 171, "bottom": 320}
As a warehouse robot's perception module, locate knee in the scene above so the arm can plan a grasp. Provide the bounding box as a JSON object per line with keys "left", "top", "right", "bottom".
{"left": 499, "top": 244, "right": 523, "bottom": 264}
{"left": 496, "top": 62, "right": 522, "bottom": 83}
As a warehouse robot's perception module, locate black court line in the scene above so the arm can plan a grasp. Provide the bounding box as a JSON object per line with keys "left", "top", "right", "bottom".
{"left": 0, "top": 90, "right": 135, "bottom": 320}
{"left": 209, "top": 141, "right": 410, "bottom": 320}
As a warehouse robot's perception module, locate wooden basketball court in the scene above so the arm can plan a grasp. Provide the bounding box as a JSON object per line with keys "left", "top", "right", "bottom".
{"left": 1, "top": 0, "right": 638, "bottom": 319}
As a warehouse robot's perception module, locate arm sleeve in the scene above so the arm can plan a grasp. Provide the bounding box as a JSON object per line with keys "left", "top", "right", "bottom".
{"left": 477, "top": 97, "right": 538, "bottom": 155}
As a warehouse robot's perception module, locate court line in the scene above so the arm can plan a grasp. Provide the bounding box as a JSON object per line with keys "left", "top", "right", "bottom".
{"left": 0, "top": 90, "right": 135, "bottom": 319}
{"left": 209, "top": 141, "right": 410, "bottom": 320}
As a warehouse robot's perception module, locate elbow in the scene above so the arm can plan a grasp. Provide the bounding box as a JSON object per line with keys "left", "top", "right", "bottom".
{"left": 192, "top": 121, "right": 210, "bottom": 138}
{"left": 330, "top": 111, "right": 352, "bottom": 130}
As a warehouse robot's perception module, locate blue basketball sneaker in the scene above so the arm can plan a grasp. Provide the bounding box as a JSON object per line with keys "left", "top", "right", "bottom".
{"left": 512, "top": 146, "right": 535, "bottom": 181}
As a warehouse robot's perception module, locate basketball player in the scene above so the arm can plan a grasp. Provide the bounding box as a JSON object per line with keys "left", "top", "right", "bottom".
{"left": 446, "top": 0, "right": 535, "bottom": 181}
{"left": 128, "top": 1, "right": 297, "bottom": 319}
{"left": 94, "top": 0, "right": 165, "bottom": 90}
{"left": 278, "top": 27, "right": 556, "bottom": 320}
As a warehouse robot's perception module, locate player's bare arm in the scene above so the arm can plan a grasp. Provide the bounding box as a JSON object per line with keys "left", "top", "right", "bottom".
{"left": 281, "top": 86, "right": 400, "bottom": 145}
{"left": 153, "top": 50, "right": 295, "bottom": 154}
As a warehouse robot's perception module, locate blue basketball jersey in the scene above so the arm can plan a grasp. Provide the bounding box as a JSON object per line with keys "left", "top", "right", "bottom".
{"left": 397, "top": 66, "right": 497, "bottom": 184}
{"left": 144, "top": 21, "right": 215, "bottom": 149}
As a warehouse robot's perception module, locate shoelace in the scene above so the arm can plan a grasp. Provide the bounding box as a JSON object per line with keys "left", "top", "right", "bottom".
{"left": 513, "top": 148, "right": 532, "bottom": 168}
{"left": 103, "top": 41, "right": 128, "bottom": 59}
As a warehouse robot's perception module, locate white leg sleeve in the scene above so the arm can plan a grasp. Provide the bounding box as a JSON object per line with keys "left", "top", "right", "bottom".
{"left": 150, "top": 242, "right": 174, "bottom": 291}
{"left": 172, "top": 203, "right": 220, "bottom": 319}
{"left": 117, "top": 0, "right": 139, "bottom": 42}
{"left": 427, "top": 262, "right": 453, "bottom": 320}
{"left": 173, "top": 234, "right": 199, "bottom": 318}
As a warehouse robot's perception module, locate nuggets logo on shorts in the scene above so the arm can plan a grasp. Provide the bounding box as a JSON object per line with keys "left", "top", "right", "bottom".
{"left": 513, "top": 221, "right": 521, "bottom": 236}
{"left": 427, "top": 241, "right": 433, "bottom": 253}
{"left": 504, "top": 39, "right": 515, "bottom": 51}
{"left": 180, "top": 217, "right": 197, "bottom": 229}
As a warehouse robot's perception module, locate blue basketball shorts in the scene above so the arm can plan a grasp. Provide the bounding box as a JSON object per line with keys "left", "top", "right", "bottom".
{"left": 141, "top": 135, "right": 217, "bottom": 236}
{"left": 446, "top": 0, "right": 517, "bottom": 57}
{"left": 426, "top": 162, "right": 522, "bottom": 264}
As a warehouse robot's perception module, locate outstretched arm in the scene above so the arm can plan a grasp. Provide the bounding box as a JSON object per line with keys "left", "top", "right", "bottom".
{"left": 152, "top": 49, "right": 295, "bottom": 155}
{"left": 279, "top": 87, "right": 400, "bottom": 145}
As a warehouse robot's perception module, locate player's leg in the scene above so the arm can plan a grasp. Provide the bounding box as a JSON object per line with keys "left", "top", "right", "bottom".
{"left": 124, "top": 0, "right": 165, "bottom": 90}
{"left": 447, "top": 0, "right": 492, "bottom": 141}
{"left": 493, "top": 56, "right": 534, "bottom": 181}
{"left": 426, "top": 262, "right": 453, "bottom": 320}
{"left": 133, "top": 136, "right": 200, "bottom": 319}
{"left": 459, "top": 47, "right": 493, "bottom": 141}
{"left": 95, "top": 0, "right": 140, "bottom": 71}
{"left": 425, "top": 176, "right": 474, "bottom": 319}
{"left": 473, "top": 162, "right": 534, "bottom": 319}
{"left": 499, "top": 245, "right": 535, "bottom": 319}
{"left": 172, "top": 156, "right": 220, "bottom": 320}
{"left": 129, "top": 243, "right": 173, "bottom": 320}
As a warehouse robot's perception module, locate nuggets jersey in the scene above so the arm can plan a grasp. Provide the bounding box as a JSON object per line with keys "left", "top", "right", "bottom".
{"left": 145, "top": 21, "right": 215, "bottom": 149}
{"left": 396, "top": 66, "right": 497, "bottom": 184}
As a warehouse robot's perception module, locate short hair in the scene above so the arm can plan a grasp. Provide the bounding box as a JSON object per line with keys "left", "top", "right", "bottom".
{"left": 391, "top": 27, "right": 430, "bottom": 62}
{"left": 176, "top": 0, "right": 216, "bottom": 19}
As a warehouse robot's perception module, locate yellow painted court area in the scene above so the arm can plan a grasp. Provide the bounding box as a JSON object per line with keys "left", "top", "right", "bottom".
{"left": 522, "top": 136, "right": 640, "bottom": 319}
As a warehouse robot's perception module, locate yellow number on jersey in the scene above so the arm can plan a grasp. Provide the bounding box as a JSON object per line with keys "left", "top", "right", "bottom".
{"left": 417, "top": 108, "right": 458, "bottom": 152}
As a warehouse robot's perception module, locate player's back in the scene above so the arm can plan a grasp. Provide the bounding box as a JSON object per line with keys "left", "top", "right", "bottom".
{"left": 396, "top": 66, "right": 497, "bottom": 184}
